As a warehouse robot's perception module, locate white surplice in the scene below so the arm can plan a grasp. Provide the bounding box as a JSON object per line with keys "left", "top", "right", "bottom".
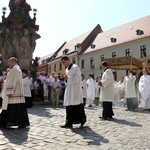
{"left": 139, "top": 75, "right": 150, "bottom": 109}
{"left": 86, "top": 78, "right": 95, "bottom": 105}
{"left": 63, "top": 64, "right": 83, "bottom": 106}
{"left": 81, "top": 79, "right": 87, "bottom": 98}
{"left": 123, "top": 74, "right": 136, "bottom": 98}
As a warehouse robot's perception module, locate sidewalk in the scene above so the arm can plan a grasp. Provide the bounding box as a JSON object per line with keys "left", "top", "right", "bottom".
{"left": 0, "top": 105, "right": 150, "bottom": 150}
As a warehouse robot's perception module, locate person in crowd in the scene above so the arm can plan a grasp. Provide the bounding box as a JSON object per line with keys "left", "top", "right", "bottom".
{"left": 59, "top": 73, "right": 66, "bottom": 102}
{"left": 123, "top": 70, "right": 138, "bottom": 111}
{"left": 60, "top": 55, "right": 86, "bottom": 128}
{"left": 33, "top": 72, "right": 40, "bottom": 97}
{"left": 99, "top": 61, "right": 114, "bottom": 120}
{"left": 27, "top": 71, "right": 34, "bottom": 100}
{"left": 113, "top": 76, "right": 125, "bottom": 106}
{"left": 43, "top": 73, "right": 51, "bottom": 102}
{"left": 0, "top": 57, "right": 30, "bottom": 128}
{"left": 139, "top": 68, "right": 150, "bottom": 111}
{"left": 51, "top": 74, "right": 61, "bottom": 106}
{"left": 22, "top": 69, "right": 33, "bottom": 108}
{"left": 48, "top": 71, "right": 55, "bottom": 102}
{"left": 94, "top": 76, "right": 101, "bottom": 106}
{"left": 86, "top": 74, "right": 95, "bottom": 107}
{"left": 0, "top": 71, "right": 7, "bottom": 106}
{"left": 81, "top": 74, "right": 87, "bottom": 106}
{"left": 36, "top": 79, "right": 44, "bottom": 101}
{"left": 39, "top": 71, "right": 45, "bottom": 84}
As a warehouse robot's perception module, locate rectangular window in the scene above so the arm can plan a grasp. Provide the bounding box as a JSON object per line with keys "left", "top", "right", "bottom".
{"left": 49, "top": 66, "right": 51, "bottom": 73}
{"left": 81, "top": 59, "right": 84, "bottom": 68}
{"left": 72, "top": 58, "right": 76, "bottom": 64}
{"left": 125, "top": 48, "right": 130, "bottom": 56}
{"left": 101, "top": 55, "right": 104, "bottom": 62}
{"left": 54, "top": 64, "right": 57, "bottom": 72}
{"left": 112, "top": 52, "right": 116, "bottom": 58}
{"left": 140, "top": 45, "right": 146, "bottom": 58}
{"left": 63, "top": 49, "right": 69, "bottom": 55}
{"left": 90, "top": 57, "right": 94, "bottom": 67}
{"left": 59, "top": 62, "right": 62, "bottom": 70}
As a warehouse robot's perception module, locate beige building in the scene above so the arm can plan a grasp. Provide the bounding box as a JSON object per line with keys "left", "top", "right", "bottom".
{"left": 38, "top": 16, "right": 150, "bottom": 80}
{"left": 80, "top": 16, "right": 150, "bottom": 80}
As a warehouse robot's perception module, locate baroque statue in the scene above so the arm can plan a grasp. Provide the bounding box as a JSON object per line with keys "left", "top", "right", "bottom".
{"left": 0, "top": 0, "right": 40, "bottom": 71}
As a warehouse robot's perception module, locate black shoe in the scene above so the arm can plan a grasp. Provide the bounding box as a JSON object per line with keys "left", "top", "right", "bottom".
{"left": 99, "top": 116, "right": 107, "bottom": 120}
{"left": 60, "top": 124, "right": 73, "bottom": 129}
{"left": 125, "top": 109, "right": 130, "bottom": 111}
{"left": 107, "top": 117, "right": 114, "bottom": 120}
{"left": 143, "top": 109, "right": 148, "bottom": 111}
{"left": 18, "top": 125, "right": 26, "bottom": 128}
{"left": 80, "top": 121, "right": 86, "bottom": 127}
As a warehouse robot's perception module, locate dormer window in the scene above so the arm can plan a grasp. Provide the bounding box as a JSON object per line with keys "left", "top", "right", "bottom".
{"left": 75, "top": 43, "right": 81, "bottom": 50}
{"left": 136, "top": 29, "right": 144, "bottom": 35}
{"left": 110, "top": 37, "right": 117, "bottom": 43}
{"left": 91, "top": 44, "right": 96, "bottom": 49}
{"left": 75, "top": 43, "right": 81, "bottom": 53}
{"left": 42, "top": 59, "right": 46, "bottom": 64}
{"left": 53, "top": 54, "right": 57, "bottom": 58}
{"left": 63, "top": 49, "right": 69, "bottom": 55}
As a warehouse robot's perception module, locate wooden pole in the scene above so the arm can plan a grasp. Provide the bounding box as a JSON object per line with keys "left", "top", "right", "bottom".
{"left": 130, "top": 50, "right": 133, "bottom": 70}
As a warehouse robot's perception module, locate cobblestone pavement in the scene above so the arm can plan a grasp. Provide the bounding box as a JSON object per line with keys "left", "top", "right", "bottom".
{"left": 0, "top": 104, "right": 150, "bottom": 150}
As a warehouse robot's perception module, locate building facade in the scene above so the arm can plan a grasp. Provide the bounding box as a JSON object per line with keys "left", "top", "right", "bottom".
{"left": 38, "top": 16, "right": 150, "bottom": 80}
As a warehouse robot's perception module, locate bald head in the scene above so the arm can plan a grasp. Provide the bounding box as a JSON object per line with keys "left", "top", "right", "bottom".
{"left": 8, "top": 57, "right": 18, "bottom": 63}
{"left": 8, "top": 57, "right": 18, "bottom": 68}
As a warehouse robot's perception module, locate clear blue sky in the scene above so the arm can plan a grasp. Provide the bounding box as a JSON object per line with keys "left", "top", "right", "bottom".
{"left": 0, "top": 0, "right": 150, "bottom": 58}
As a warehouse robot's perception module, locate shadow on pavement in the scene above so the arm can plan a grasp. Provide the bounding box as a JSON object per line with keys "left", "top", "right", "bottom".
{"left": 27, "top": 105, "right": 53, "bottom": 118}
{"left": 131, "top": 107, "right": 150, "bottom": 114}
{"left": 1, "top": 127, "right": 29, "bottom": 145}
{"left": 111, "top": 118, "right": 142, "bottom": 127}
{"left": 71, "top": 126, "right": 109, "bottom": 146}
{"left": 27, "top": 105, "right": 65, "bottom": 118}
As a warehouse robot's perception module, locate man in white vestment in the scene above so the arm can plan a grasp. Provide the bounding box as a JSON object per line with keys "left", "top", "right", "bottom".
{"left": 86, "top": 74, "right": 95, "bottom": 107}
{"left": 22, "top": 70, "right": 33, "bottom": 108}
{"left": 123, "top": 70, "right": 138, "bottom": 111}
{"left": 139, "top": 68, "right": 150, "bottom": 111}
{"left": 60, "top": 55, "right": 86, "bottom": 128}
{"left": 99, "top": 61, "right": 114, "bottom": 120}
{"left": 0, "top": 57, "right": 30, "bottom": 128}
{"left": 81, "top": 74, "right": 87, "bottom": 106}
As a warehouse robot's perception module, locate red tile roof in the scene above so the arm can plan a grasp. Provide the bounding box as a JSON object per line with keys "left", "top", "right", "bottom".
{"left": 53, "top": 24, "right": 102, "bottom": 59}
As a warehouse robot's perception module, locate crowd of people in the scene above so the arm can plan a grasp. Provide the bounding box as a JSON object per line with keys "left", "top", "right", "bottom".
{"left": 0, "top": 56, "right": 150, "bottom": 129}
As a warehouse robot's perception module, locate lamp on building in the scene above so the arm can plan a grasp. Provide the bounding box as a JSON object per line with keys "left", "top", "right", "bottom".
{"left": 2, "top": 7, "right": 6, "bottom": 18}
{"left": 33, "top": 8, "right": 37, "bottom": 24}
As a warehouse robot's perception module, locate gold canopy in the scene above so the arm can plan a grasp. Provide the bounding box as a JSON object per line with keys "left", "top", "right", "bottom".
{"left": 103, "top": 56, "right": 143, "bottom": 70}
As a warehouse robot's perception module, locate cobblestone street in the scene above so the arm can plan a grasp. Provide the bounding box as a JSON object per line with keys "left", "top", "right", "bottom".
{"left": 0, "top": 105, "right": 150, "bottom": 150}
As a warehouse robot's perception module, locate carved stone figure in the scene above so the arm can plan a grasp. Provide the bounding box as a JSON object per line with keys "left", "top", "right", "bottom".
{"left": 0, "top": 0, "right": 40, "bottom": 71}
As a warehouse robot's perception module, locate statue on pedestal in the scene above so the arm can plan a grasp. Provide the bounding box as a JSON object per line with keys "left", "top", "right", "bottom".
{"left": 0, "top": 0, "right": 40, "bottom": 71}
